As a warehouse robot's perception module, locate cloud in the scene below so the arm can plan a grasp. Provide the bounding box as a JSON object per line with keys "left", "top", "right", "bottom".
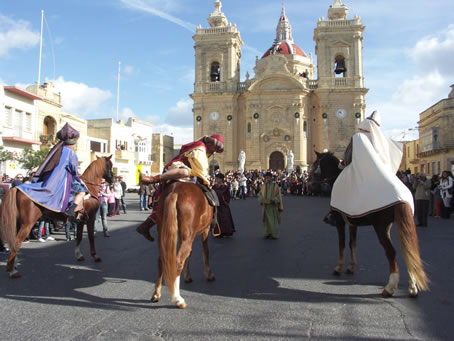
{"left": 119, "top": 0, "right": 196, "bottom": 32}
{"left": 152, "top": 123, "right": 193, "bottom": 145}
{"left": 411, "top": 25, "right": 454, "bottom": 77}
{"left": 0, "top": 14, "right": 40, "bottom": 57}
{"left": 50, "top": 76, "right": 112, "bottom": 116}
{"left": 165, "top": 98, "right": 193, "bottom": 127}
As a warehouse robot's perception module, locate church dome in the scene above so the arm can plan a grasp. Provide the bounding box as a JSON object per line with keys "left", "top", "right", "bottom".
{"left": 262, "top": 42, "right": 306, "bottom": 58}
{"left": 261, "top": 6, "right": 306, "bottom": 59}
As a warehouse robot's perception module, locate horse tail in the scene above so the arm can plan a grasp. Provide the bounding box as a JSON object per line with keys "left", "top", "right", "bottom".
{"left": 395, "top": 202, "right": 429, "bottom": 291}
{"left": 159, "top": 191, "right": 179, "bottom": 294}
{"left": 0, "top": 187, "right": 19, "bottom": 253}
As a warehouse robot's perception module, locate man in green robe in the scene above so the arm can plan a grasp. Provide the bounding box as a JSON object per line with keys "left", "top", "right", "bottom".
{"left": 259, "top": 172, "right": 284, "bottom": 239}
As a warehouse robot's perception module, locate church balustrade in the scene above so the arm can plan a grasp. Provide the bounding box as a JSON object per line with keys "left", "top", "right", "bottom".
{"left": 307, "top": 80, "right": 318, "bottom": 89}
{"left": 317, "top": 18, "right": 361, "bottom": 28}
{"left": 206, "top": 82, "right": 227, "bottom": 92}
{"left": 196, "top": 26, "right": 236, "bottom": 35}
{"left": 237, "top": 82, "right": 250, "bottom": 92}
{"left": 334, "top": 78, "right": 348, "bottom": 87}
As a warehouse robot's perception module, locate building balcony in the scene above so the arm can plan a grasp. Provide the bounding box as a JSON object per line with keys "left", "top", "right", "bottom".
{"left": 40, "top": 134, "right": 56, "bottom": 145}
{"left": 115, "top": 149, "right": 134, "bottom": 160}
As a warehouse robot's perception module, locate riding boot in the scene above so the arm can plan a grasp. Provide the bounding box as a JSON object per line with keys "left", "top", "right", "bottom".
{"left": 323, "top": 211, "right": 338, "bottom": 226}
{"left": 136, "top": 215, "right": 155, "bottom": 241}
{"left": 140, "top": 174, "right": 161, "bottom": 184}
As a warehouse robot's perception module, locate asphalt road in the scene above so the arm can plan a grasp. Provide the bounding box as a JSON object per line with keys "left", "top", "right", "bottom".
{"left": 0, "top": 193, "right": 453, "bottom": 340}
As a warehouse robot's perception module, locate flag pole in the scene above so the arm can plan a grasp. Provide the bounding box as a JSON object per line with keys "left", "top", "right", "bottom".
{"left": 37, "top": 10, "right": 44, "bottom": 89}
{"left": 116, "top": 61, "right": 121, "bottom": 122}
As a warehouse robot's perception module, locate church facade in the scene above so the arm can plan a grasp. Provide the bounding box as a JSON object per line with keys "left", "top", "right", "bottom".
{"left": 191, "top": 0, "right": 368, "bottom": 171}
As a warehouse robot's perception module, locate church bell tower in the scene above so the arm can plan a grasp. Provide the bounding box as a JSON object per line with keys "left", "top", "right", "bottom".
{"left": 191, "top": 0, "right": 243, "bottom": 170}
{"left": 313, "top": 0, "right": 368, "bottom": 156}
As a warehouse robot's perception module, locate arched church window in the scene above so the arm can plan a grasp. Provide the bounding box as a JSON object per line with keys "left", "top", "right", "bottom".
{"left": 247, "top": 122, "right": 251, "bottom": 139}
{"left": 334, "top": 55, "right": 346, "bottom": 78}
{"left": 303, "top": 121, "right": 307, "bottom": 138}
{"left": 210, "top": 62, "right": 221, "bottom": 82}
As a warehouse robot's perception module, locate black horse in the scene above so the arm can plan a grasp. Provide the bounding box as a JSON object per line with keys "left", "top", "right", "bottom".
{"left": 311, "top": 151, "right": 428, "bottom": 297}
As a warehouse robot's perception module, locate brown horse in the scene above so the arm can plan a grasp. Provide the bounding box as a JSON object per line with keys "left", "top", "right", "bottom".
{"left": 150, "top": 181, "right": 215, "bottom": 309}
{"left": 311, "top": 151, "right": 429, "bottom": 297}
{"left": 0, "top": 156, "right": 113, "bottom": 278}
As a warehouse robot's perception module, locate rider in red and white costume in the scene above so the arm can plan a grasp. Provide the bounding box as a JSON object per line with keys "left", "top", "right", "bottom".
{"left": 136, "top": 134, "right": 224, "bottom": 241}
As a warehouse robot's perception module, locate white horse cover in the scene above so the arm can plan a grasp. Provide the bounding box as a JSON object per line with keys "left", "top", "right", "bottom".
{"left": 330, "top": 133, "right": 414, "bottom": 218}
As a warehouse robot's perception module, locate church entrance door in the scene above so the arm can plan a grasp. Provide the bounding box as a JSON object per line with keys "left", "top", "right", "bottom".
{"left": 269, "top": 151, "right": 284, "bottom": 170}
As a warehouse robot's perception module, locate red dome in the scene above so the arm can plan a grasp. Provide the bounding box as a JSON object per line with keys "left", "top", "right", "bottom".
{"left": 262, "top": 42, "right": 306, "bottom": 59}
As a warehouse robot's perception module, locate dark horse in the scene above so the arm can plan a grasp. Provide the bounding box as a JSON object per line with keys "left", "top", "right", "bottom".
{"left": 150, "top": 181, "right": 215, "bottom": 309}
{"left": 0, "top": 156, "right": 113, "bottom": 278}
{"left": 311, "top": 151, "right": 429, "bottom": 297}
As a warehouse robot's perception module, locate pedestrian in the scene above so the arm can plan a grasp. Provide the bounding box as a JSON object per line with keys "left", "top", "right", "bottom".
{"left": 429, "top": 174, "right": 440, "bottom": 216}
{"left": 0, "top": 237, "right": 9, "bottom": 254}
{"left": 107, "top": 184, "right": 116, "bottom": 216}
{"left": 36, "top": 217, "right": 55, "bottom": 242}
{"left": 258, "top": 172, "right": 283, "bottom": 239}
{"left": 439, "top": 170, "right": 453, "bottom": 219}
{"left": 65, "top": 220, "right": 77, "bottom": 241}
{"left": 138, "top": 178, "right": 149, "bottom": 211}
{"left": 10, "top": 174, "right": 24, "bottom": 188}
{"left": 213, "top": 173, "right": 236, "bottom": 237}
{"left": 413, "top": 172, "right": 431, "bottom": 227}
{"left": 119, "top": 176, "right": 127, "bottom": 214}
{"left": 95, "top": 179, "right": 110, "bottom": 237}
{"left": 238, "top": 173, "right": 247, "bottom": 199}
{"left": 113, "top": 177, "right": 123, "bottom": 215}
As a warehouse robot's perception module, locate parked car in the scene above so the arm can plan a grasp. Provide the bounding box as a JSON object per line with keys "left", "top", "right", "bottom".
{"left": 0, "top": 183, "right": 11, "bottom": 205}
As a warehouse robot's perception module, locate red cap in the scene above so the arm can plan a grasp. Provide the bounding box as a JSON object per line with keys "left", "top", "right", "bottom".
{"left": 210, "top": 134, "right": 223, "bottom": 144}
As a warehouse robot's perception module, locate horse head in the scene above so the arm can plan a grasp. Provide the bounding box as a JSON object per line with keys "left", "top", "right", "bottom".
{"left": 311, "top": 151, "right": 342, "bottom": 187}
{"left": 94, "top": 155, "right": 114, "bottom": 184}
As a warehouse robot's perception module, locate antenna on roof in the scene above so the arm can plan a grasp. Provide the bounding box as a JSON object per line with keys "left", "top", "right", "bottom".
{"left": 116, "top": 61, "right": 121, "bottom": 122}
{"left": 37, "top": 10, "right": 44, "bottom": 88}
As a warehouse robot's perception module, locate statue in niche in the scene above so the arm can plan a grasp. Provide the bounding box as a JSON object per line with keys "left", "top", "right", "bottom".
{"left": 238, "top": 150, "right": 246, "bottom": 174}
{"left": 287, "top": 150, "right": 294, "bottom": 172}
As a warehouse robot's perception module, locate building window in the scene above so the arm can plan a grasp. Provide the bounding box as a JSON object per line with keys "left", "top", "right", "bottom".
{"left": 303, "top": 121, "right": 307, "bottom": 138}
{"left": 432, "top": 162, "right": 436, "bottom": 176}
{"left": 210, "top": 62, "right": 221, "bottom": 82}
{"left": 13, "top": 109, "right": 23, "bottom": 136}
{"left": 25, "top": 112, "right": 32, "bottom": 131}
{"left": 438, "top": 161, "right": 441, "bottom": 174}
{"left": 4, "top": 106, "right": 13, "bottom": 126}
{"left": 247, "top": 122, "right": 251, "bottom": 139}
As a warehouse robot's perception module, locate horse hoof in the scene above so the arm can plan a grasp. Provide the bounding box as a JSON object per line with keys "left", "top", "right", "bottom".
{"left": 77, "top": 256, "right": 85, "bottom": 262}
{"left": 177, "top": 301, "right": 187, "bottom": 309}
{"left": 9, "top": 272, "right": 21, "bottom": 279}
{"left": 184, "top": 278, "right": 193, "bottom": 283}
{"left": 207, "top": 276, "right": 216, "bottom": 282}
{"left": 94, "top": 256, "right": 102, "bottom": 263}
{"left": 345, "top": 269, "right": 354, "bottom": 275}
{"left": 151, "top": 295, "right": 160, "bottom": 303}
{"left": 382, "top": 289, "right": 393, "bottom": 298}
{"left": 332, "top": 270, "right": 341, "bottom": 276}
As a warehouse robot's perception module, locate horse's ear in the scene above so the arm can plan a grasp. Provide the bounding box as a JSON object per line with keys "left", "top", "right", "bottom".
{"left": 315, "top": 151, "right": 321, "bottom": 157}
{"left": 107, "top": 155, "right": 112, "bottom": 160}
{"left": 96, "top": 155, "right": 100, "bottom": 160}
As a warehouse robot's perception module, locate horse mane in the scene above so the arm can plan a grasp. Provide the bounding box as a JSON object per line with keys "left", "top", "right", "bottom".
{"left": 82, "top": 157, "right": 106, "bottom": 178}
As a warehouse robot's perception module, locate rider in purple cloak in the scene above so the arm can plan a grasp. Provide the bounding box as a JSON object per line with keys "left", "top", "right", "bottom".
{"left": 17, "top": 123, "right": 88, "bottom": 218}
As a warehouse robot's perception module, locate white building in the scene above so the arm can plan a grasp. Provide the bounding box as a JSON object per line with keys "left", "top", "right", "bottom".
{"left": 87, "top": 118, "right": 153, "bottom": 187}
{"left": 0, "top": 84, "right": 41, "bottom": 177}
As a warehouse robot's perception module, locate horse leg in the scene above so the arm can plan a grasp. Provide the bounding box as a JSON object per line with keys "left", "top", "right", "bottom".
{"left": 171, "top": 237, "right": 195, "bottom": 309}
{"left": 183, "top": 251, "right": 193, "bottom": 283}
{"left": 6, "top": 206, "right": 41, "bottom": 278}
{"left": 86, "top": 211, "right": 101, "bottom": 262}
{"left": 75, "top": 219, "right": 85, "bottom": 261}
{"left": 373, "top": 223, "right": 399, "bottom": 297}
{"left": 201, "top": 230, "right": 215, "bottom": 281}
{"left": 151, "top": 255, "right": 163, "bottom": 302}
{"left": 333, "top": 221, "right": 346, "bottom": 275}
{"left": 346, "top": 225, "right": 357, "bottom": 274}
{"left": 6, "top": 223, "right": 34, "bottom": 278}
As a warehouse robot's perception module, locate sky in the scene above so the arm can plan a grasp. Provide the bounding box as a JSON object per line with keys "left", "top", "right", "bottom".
{"left": 1, "top": 0, "right": 453, "bottom": 144}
